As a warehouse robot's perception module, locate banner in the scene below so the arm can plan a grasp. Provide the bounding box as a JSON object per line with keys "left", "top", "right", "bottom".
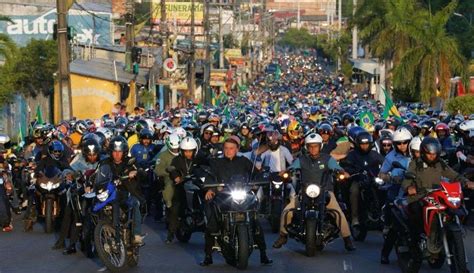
{"left": 151, "top": 1, "right": 204, "bottom": 25}
{"left": 0, "top": 8, "right": 113, "bottom": 46}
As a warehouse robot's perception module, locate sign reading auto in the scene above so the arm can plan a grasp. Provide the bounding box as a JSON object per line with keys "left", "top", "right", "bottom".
{"left": 0, "top": 8, "right": 113, "bottom": 46}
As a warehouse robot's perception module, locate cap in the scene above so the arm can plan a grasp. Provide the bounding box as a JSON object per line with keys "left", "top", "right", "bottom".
{"left": 224, "top": 135, "right": 241, "bottom": 146}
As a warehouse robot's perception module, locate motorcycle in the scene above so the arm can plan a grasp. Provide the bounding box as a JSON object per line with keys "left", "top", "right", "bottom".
{"left": 75, "top": 169, "right": 97, "bottom": 258}
{"left": 268, "top": 171, "right": 293, "bottom": 233}
{"left": 284, "top": 171, "right": 343, "bottom": 257}
{"left": 205, "top": 175, "right": 267, "bottom": 270}
{"left": 92, "top": 163, "right": 142, "bottom": 272}
{"left": 35, "top": 167, "right": 65, "bottom": 233}
{"left": 391, "top": 173, "right": 469, "bottom": 273}
{"left": 341, "top": 168, "right": 385, "bottom": 241}
{"left": 0, "top": 173, "right": 12, "bottom": 228}
{"left": 175, "top": 170, "right": 207, "bottom": 243}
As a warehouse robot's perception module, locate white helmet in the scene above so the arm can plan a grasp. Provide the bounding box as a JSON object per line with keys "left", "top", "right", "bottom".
{"left": 180, "top": 137, "right": 198, "bottom": 151}
{"left": 305, "top": 133, "right": 323, "bottom": 145}
{"left": 459, "top": 120, "right": 474, "bottom": 132}
{"left": 155, "top": 121, "right": 169, "bottom": 134}
{"left": 165, "top": 133, "right": 181, "bottom": 156}
{"left": 96, "top": 127, "right": 113, "bottom": 141}
{"left": 410, "top": 136, "right": 422, "bottom": 152}
{"left": 392, "top": 127, "right": 412, "bottom": 142}
{"left": 174, "top": 127, "right": 187, "bottom": 139}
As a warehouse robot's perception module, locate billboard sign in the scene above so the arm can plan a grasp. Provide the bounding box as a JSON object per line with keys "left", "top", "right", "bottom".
{"left": 0, "top": 8, "right": 113, "bottom": 46}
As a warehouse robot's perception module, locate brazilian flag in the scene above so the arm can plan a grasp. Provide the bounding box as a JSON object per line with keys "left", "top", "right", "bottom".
{"left": 359, "top": 111, "right": 374, "bottom": 130}
{"left": 382, "top": 87, "right": 401, "bottom": 120}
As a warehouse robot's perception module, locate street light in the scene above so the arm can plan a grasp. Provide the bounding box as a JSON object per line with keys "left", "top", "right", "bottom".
{"left": 453, "top": 12, "right": 472, "bottom": 26}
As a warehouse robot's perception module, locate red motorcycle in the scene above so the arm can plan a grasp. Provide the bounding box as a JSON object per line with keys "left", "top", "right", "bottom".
{"left": 391, "top": 179, "right": 469, "bottom": 273}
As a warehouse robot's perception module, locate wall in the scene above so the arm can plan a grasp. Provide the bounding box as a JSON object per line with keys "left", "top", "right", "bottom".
{"left": 0, "top": 93, "right": 51, "bottom": 140}
{"left": 54, "top": 74, "right": 120, "bottom": 123}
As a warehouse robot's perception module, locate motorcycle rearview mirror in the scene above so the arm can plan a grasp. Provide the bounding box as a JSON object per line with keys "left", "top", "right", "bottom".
{"left": 391, "top": 161, "right": 406, "bottom": 170}
{"left": 128, "top": 158, "right": 136, "bottom": 166}
{"left": 405, "top": 172, "right": 416, "bottom": 180}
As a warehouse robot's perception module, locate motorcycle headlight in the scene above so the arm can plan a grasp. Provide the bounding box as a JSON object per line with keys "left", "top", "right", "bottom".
{"left": 305, "top": 184, "right": 321, "bottom": 198}
{"left": 272, "top": 180, "right": 283, "bottom": 189}
{"left": 40, "top": 181, "right": 57, "bottom": 191}
{"left": 375, "top": 177, "right": 384, "bottom": 186}
{"left": 282, "top": 172, "right": 289, "bottom": 179}
{"left": 97, "top": 190, "right": 109, "bottom": 202}
{"left": 231, "top": 190, "right": 246, "bottom": 204}
{"left": 447, "top": 197, "right": 461, "bottom": 207}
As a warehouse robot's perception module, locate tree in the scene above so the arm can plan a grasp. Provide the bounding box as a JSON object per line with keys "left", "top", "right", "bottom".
{"left": 0, "top": 15, "right": 16, "bottom": 63}
{"left": 392, "top": 1, "right": 464, "bottom": 102}
{"left": 354, "top": 0, "right": 465, "bottom": 104}
{"left": 13, "top": 39, "right": 58, "bottom": 97}
{"left": 0, "top": 15, "right": 18, "bottom": 105}
{"left": 278, "top": 28, "right": 317, "bottom": 49}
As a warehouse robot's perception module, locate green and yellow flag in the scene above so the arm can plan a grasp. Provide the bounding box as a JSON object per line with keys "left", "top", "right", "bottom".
{"left": 359, "top": 111, "right": 374, "bottom": 130}
{"left": 382, "top": 87, "right": 401, "bottom": 119}
{"left": 36, "top": 105, "right": 44, "bottom": 125}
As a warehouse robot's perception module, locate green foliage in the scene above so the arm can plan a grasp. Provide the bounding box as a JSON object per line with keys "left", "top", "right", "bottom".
{"left": 446, "top": 94, "right": 474, "bottom": 115}
{"left": 278, "top": 28, "right": 317, "bottom": 49}
{"left": 223, "top": 34, "right": 238, "bottom": 49}
{"left": 354, "top": 0, "right": 466, "bottom": 104}
{"left": 13, "top": 39, "right": 58, "bottom": 97}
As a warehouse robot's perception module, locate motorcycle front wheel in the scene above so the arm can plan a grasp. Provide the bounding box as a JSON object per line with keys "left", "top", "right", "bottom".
{"left": 44, "top": 199, "right": 53, "bottom": 233}
{"left": 176, "top": 221, "right": 192, "bottom": 243}
{"left": 236, "top": 224, "right": 249, "bottom": 270}
{"left": 94, "top": 220, "right": 127, "bottom": 272}
{"left": 305, "top": 219, "right": 317, "bottom": 257}
{"left": 395, "top": 240, "right": 421, "bottom": 273}
{"left": 270, "top": 199, "right": 283, "bottom": 233}
{"left": 447, "top": 229, "right": 467, "bottom": 273}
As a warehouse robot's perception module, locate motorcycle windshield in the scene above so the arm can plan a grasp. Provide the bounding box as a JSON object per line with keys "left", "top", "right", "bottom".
{"left": 225, "top": 174, "right": 251, "bottom": 190}
{"left": 92, "top": 181, "right": 117, "bottom": 212}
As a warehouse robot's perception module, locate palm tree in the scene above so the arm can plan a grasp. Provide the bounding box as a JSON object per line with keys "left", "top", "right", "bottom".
{"left": 392, "top": 0, "right": 465, "bottom": 102}
{"left": 353, "top": 0, "right": 418, "bottom": 92}
{"left": 0, "top": 15, "right": 16, "bottom": 62}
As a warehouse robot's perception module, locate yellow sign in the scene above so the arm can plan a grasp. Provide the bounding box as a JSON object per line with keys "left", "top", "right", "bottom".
{"left": 151, "top": 1, "right": 204, "bottom": 25}
{"left": 224, "top": 48, "right": 242, "bottom": 59}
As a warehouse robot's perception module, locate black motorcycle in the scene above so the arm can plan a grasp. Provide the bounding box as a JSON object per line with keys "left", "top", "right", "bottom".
{"left": 342, "top": 168, "right": 385, "bottom": 241}
{"left": 175, "top": 172, "right": 207, "bottom": 243}
{"left": 92, "top": 164, "right": 143, "bottom": 272}
{"left": 35, "top": 167, "right": 65, "bottom": 233}
{"left": 205, "top": 176, "right": 267, "bottom": 269}
{"left": 268, "top": 171, "right": 292, "bottom": 233}
{"left": 284, "top": 172, "right": 342, "bottom": 257}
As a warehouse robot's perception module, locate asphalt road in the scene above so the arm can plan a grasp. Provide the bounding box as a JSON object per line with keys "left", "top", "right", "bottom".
{"left": 1, "top": 214, "right": 473, "bottom": 273}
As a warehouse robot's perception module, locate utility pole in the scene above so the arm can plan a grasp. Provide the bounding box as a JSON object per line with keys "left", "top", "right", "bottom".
{"left": 203, "top": 0, "right": 211, "bottom": 104}
{"left": 352, "top": 0, "right": 358, "bottom": 60}
{"left": 125, "top": 0, "right": 134, "bottom": 72}
{"left": 297, "top": 0, "right": 300, "bottom": 30}
{"left": 56, "top": 0, "right": 72, "bottom": 120}
{"left": 337, "top": 0, "right": 341, "bottom": 71}
{"left": 188, "top": 0, "right": 196, "bottom": 100}
{"left": 160, "top": 0, "right": 169, "bottom": 109}
{"left": 218, "top": 7, "right": 224, "bottom": 69}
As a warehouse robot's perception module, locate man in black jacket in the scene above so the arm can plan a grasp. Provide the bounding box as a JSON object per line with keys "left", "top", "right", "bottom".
{"left": 200, "top": 136, "right": 272, "bottom": 266}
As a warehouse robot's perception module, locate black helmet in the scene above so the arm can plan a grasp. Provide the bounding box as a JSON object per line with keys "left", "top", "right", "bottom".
{"left": 355, "top": 131, "right": 374, "bottom": 153}
{"left": 81, "top": 138, "right": 101, "bottom": 158}
{"left": 136, "top": 119, "right": 149, "bottom": 133}
{"left": 420, "top": 137, "right": 441, "bottom": 165}
{"left": 108, "top": 136, "right": 129, "bottom": 155}
{"left": 139, "top": 128, "right": 154, "bottom": 141}
{"left": 318, "top": 123, "right": 333, "bottom": 135}
{"left": 48, "top": 140, "right": 64, "bottom": 160}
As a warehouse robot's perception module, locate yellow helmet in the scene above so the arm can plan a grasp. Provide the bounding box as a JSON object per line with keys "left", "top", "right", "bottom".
{"left": 287, "top": 120, "right": 302, "bottom": 140}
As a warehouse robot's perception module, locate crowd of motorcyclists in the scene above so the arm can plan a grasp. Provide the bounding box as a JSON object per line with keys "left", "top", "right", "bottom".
{"left": 0, "top": 50, "right": 474, "bottom": 272}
